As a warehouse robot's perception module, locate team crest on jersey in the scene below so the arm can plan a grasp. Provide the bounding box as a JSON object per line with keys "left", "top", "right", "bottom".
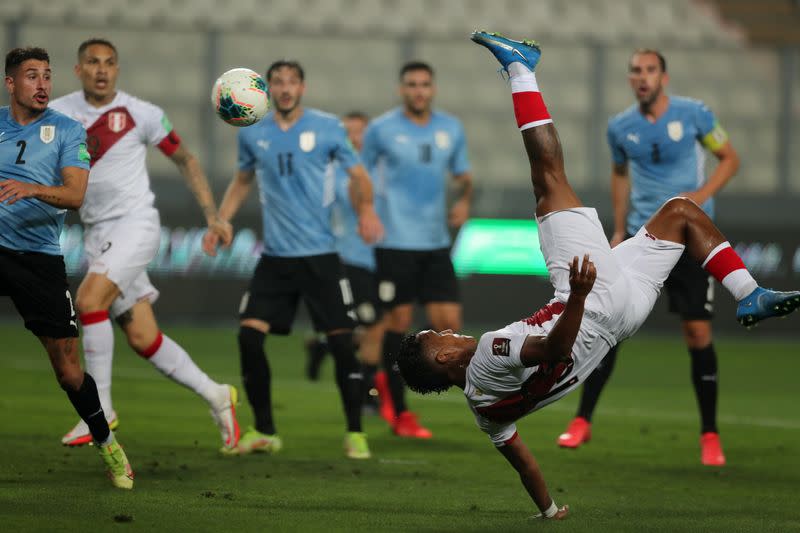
{"left": 492, "top": 337, "right": 511, "bottom": 357}
{"left": 667, "top": 121, "right": 683, "bottom": 142}
{"left": 299, "top": 131, "right": 316, "bottom": 152}
{"left": 39, "top": 125, "right": 55, "bottom": 144}
{"left": 107, "top": 112, "right": 128, "bottom": 133}
{"left": 435, "top": 130, "right": 450, "bottom": 150}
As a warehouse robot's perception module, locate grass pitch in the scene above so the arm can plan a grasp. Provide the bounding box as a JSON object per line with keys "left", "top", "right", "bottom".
{"left": 1, "top": 324, "right": 798, "bottom": 532}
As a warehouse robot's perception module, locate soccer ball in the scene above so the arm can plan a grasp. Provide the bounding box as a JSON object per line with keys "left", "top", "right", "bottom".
{"left": 211, "top": 68, "right": 270, "bottom": 127}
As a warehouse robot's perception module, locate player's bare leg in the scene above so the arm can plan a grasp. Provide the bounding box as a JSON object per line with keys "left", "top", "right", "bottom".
{"left": 471, "top": 31, "right": 580, "bottom": 220}
{"left": 116, "top": 300, "right": 240, "bottom": 453}
{"left": 425, "top": 302, "right": 462, "bottom": 332}
{"left": 644, "top": 197, "right": 800, "bottom": 325}
{"left": 42, "top": 335, "right": 133, "bottom": 489}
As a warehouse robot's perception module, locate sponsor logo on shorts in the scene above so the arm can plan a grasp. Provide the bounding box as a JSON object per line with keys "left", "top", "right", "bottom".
{"left": 101, "top": 241, "right": 112, "bottom": 253}
{"left": 644, "top": 232, "right": 656, "bottom": 241}
{"left": 492, "top": 337, "right": 511, "bottom": 357}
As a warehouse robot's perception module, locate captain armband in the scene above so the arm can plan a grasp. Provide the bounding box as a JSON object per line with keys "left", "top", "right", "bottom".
{"left": 701, "top": 122, "right": 729, "bottom": 152}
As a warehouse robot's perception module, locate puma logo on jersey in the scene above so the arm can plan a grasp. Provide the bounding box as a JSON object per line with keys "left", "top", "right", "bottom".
{"left": 627, "top": 133, "right": 640, "bottom": 144}
{"left": 492, "top": 337, "right": 511, "bottom": 356}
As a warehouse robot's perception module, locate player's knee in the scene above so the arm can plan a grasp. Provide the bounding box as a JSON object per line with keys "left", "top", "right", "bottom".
{"left": 126, "top": 328, "right": 159, "bottom": 354}
{"left": 683, "top": 323, "right": 712, "bottom": 349}
{"left": 56, "top": 365, "right": 83, "bottom": 392}
{"left": 387, "top": 311, "right": 413, "bottom": 332}
{"left": 75, "top": 292, "right": 104, "bottom": 314}
{"left": 663, "top": 197, "right": 698, "bottom": 219}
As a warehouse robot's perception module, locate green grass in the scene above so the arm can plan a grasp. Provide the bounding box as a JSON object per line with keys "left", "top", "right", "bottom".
{"left": 1, "top": 324, "right": 798, "bottom": 532}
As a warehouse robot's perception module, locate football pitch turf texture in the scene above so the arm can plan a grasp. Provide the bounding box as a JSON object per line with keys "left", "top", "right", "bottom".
{"left": 1, "top": 325, "right": 798, "bottom": 532}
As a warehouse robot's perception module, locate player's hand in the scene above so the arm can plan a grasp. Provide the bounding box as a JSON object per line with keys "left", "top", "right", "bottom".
{"left": 0, "top": 179, "right": 41, "bottom": 205}
{"left": 358, "top": 205, "right": 384, "bottom": 244}
{"left": 610, "top": 231, "right": 626, "bottom": 248}
{"left": 202, "top": 228, "right": 223, "bottom": 257}
{"left": 209, "top": 218, "right": 234, "bottom": 247}
{"left": 448, "top": 198, "right": 470, "bottom": 228}
{"left": 569, "top": 254, "right": 596, "bottom": 299}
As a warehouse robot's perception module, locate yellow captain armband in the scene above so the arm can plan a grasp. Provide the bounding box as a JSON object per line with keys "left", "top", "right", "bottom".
{"left": 701, "top": 122, "right": 729, "bottom": 152}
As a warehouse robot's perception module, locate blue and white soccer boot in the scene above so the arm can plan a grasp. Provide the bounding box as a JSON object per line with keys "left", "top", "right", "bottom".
{"left": 736, "top": 287, "right": 800, "bottom": 328}
{"left": 470, "top": 31, "right": 542, "bottom": 74}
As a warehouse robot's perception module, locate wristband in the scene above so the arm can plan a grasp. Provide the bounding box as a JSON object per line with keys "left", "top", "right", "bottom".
{"left": 542, "top": 501, "right": 558, "bottom": 519}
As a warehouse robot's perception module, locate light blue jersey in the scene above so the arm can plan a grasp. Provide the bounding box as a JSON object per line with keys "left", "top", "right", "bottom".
{"left": 607, "top": 96, "right": 728, "bottom": 236}
{"left": 0, "top": 107, "right": 90, "bottom": 255}
{"left": 238, "top": 108, "right": 359, "bottom": 257}
{"left": 362, "top": 108, "right": 470, "bottom": 250}
{"left": 331, "top": 164, "right": 375, "bottom": 271}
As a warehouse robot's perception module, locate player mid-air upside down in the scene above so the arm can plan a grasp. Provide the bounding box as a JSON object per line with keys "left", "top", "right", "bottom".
{"left": 397, "top": 32, "right": 800, "bottom": 520}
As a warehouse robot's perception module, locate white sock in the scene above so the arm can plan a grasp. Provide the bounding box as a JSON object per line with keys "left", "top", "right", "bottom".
{"left": 144, "top": 333, "right": 216, "bottom": 403}
{"left": 80, "top": 312, "right": 114, "bottom": 415}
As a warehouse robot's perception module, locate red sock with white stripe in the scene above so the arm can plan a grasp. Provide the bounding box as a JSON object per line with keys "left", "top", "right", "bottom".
{"left": 702, "top": 242, "right": 758, "bottom": 301}
{"left": 79, "top": 311, "right": 114, "bottom": 415}
{"left": 137, "top": 332, "right": 217, "bottom": 403}
{"left": 508, "top": 62, "right": 552, "bottom": 131}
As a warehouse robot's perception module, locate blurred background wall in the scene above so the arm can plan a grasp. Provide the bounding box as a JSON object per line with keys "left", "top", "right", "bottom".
{"left": 1, "top": 0, "right": 798, "bottom": 333}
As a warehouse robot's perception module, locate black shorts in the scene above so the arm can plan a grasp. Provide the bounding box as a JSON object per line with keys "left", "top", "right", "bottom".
{"left": 664, "top": 248, "right": 714, "bottom": 320}
{"left": 0, "top": 246, "right": 78, "bottom": 338}
{"left": 343, "top": 263, "right": 381, "bottom": 326}
{"left": 375, "top": 247, "right": 460, "bottom": 308}
{"left": 240, "top": 253, "right": 355, "bottom": 335}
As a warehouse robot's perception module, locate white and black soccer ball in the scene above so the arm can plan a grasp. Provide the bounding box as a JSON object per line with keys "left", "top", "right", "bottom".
{"left": 211, "top": 68, "right": 270, "bottom": 127}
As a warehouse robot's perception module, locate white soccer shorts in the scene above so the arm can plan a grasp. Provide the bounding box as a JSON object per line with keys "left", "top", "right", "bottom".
{"left": 83, "top": 207, "right": 161, "bottom": 317}
{"left": 536, "top": 207, "right": 684, "bottom": 341}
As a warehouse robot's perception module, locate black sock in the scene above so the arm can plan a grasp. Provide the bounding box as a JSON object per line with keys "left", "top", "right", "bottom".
{"left": 238, "top": 327, "right": 275, "bottom": 434}
{"left": 362, "top": 362, "right": 379, "bottom": 402}
{"left": 327, "top": 333, "right": 363, "bottom": 432}
{"left": 576, "top": 343, "right": 620, "bottom": 422}
{"left": 382, "top": 331, "right": 407, "bottom": 414}
{"left": 690, "top": 343, "right": 718, "bottom": 434}
{"left": 65, "top": 372, "right": 110, "bottom": 444}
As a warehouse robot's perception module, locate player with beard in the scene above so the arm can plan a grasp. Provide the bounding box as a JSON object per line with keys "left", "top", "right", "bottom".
{"left": 1, "top": 46, "right": 133, "bottom": 488}
{"left": 203, "top": 61, "right": 384, "bottom": 459}
{"left": 361, "top": 62, "right": 473, "bottom": 438}
{"left": 556, "top": 49, "right": 740, "bottom": 466}
{"left": 50, "top": 38, "right": 240, "bottom": 453}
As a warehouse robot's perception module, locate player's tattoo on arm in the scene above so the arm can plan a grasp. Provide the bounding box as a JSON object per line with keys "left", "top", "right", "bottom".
{"left": 170, "top": 145, "right": 218, "bottom": 224}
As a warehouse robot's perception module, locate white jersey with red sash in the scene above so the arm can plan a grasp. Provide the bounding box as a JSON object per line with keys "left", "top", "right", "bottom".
{"left": 464, "top": 301, "right": 612, "bottom": 447}
{"left": 50, "top": 90, "right": 181, "bottom": 225}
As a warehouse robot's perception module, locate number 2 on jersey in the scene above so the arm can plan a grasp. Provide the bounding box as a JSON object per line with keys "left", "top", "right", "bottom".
{"left": 15, "top": 140, "right": 26, "bottom": 164}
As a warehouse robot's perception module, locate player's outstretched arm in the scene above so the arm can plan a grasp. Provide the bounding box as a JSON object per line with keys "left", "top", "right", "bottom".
{"left": 169, "top": 145, "right": 233, "bottom": 246}
{"left": 0, "top": 166, "right": 88, "bottom": 209}
{"left": 497, "top": 435, "right": 569, "bottom": 519}
{"left": 519, "top": 255, "right": 597, "bottom": 367}
{"left": 347, "top": 164, "right": 384, "bottom": 244}
{"left": 202, "top": 169, "right": 254, "bottom": 256}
